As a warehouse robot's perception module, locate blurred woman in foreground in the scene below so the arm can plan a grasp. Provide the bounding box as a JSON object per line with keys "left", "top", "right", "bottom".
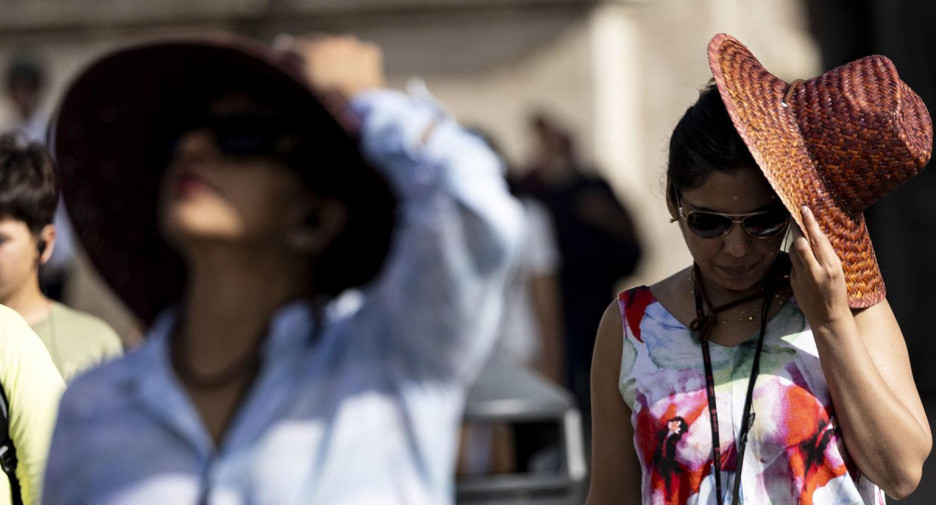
{"left": 43, "top": 34, "right": 521, "bottom": 504}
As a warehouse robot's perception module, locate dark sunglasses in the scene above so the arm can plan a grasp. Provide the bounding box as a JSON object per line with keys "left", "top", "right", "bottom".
{"left": 674, "top": 192, "right": 790, "bottom": 239}
{"left": 202, "top": 111, "right": 303, "bottom": 159}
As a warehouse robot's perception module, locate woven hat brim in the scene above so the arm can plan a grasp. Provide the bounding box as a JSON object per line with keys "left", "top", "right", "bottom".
{"left": 708, "top": 33, "right": 884, "bottom": 308}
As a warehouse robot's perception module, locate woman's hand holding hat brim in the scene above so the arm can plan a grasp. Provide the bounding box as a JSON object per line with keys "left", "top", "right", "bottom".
{"left": 790, "top": 206, "right": 852, "bottom": 326}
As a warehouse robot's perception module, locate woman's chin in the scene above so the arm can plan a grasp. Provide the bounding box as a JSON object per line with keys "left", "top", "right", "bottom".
{"left": 160, "top": 219, "right": 244, "bottom": 249}
{"left": 161, "top": 205, "right": 243, "bottom": 240}
{"left": 707, "top": 266, "right": 767, "bottom": 295}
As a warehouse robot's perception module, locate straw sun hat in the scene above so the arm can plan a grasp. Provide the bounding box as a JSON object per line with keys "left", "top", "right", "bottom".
{"left": 708, "top": 33, "right": 933, "bottom": 308}
{"left": 51, "top": 33, "right": 397, "bottom": 325}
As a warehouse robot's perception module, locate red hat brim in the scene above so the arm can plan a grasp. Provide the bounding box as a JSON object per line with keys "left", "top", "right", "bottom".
{"left": 708, "top": 33, "right": 888, "bottom": 308}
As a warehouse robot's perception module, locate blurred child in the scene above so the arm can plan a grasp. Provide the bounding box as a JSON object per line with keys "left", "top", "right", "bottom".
{"left": 0, "top": 134, "right": 121, "bottom": 382}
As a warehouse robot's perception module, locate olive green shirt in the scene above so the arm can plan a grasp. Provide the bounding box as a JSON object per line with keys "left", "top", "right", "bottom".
{"left": 31, "top": 302, "right": 123, "bottom": 382}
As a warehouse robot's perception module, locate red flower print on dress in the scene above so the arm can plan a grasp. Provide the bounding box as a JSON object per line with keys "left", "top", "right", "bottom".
{"left": 635, "top": 396, "right": 711, "bottom": 505}
{"left": 781, "top": 385, "right": 847, "bottom": 505}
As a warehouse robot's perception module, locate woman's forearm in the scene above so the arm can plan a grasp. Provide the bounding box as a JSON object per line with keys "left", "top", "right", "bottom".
{"left": 790, "top": 207, "right": 931, "bottom": 498}
{"left": 811, "top": 310, "right": 930, "bottom": 498}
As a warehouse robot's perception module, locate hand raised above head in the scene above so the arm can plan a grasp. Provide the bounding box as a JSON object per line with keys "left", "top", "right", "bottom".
{"left": 277, "top": 34, "right": 386, "bottom": 100}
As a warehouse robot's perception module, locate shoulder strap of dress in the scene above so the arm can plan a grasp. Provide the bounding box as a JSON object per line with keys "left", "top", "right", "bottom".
{"left": 619, "top": 286, "right": 654, "bottom": 344}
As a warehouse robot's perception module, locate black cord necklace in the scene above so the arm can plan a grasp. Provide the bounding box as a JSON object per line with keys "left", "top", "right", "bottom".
{"left": 690, "top": 264, "right": 781, "bottom": 505}
{"left": 171, "top": 299, "right": 329, "bottom": 390}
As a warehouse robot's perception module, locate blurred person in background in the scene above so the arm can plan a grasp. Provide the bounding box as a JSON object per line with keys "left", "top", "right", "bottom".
{"left": 0, "top": 133, "right": 122, "bottom": 382}
{"left": 3, "top": 56, "right": 46, "bottom": 143}
{"left": 517, "top": 112, "right": 642, "bottom": 414}
{"left": 457, "top": 129, "right": 565, "bottom": 476}
{"left": 0, "top": 63, "right": 65, "bottom": 504}
{"left": 588, "top": 34, "right": 931, "bottom": 505}
{"left": 43, "top": 32, "right": 521, "bottom": 504}
{"left": 0, "top": 304, "right": 64, "bottom": 505}
{"left": 498, "top": 195, "right": 564, "bottom": 380}
{"left": 472, "top": 128, "right": 565, "bottom": 383}
{"left": 2, "top": 53, "right": 76, "bottom": 304}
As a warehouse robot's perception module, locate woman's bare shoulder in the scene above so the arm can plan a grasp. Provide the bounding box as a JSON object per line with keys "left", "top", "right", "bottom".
{"left": 646, "top": 267, "right": 693, "bottom": 325}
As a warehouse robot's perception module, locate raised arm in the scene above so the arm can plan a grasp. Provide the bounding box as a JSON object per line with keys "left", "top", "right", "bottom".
{"left": 790, "top": 205, "right": 931, "bottom": 499}
{"left": 295, "top": 36, "right": 522, "bottom": 383}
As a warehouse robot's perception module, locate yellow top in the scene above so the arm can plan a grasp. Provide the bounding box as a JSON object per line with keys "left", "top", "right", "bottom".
{"left": 0, "top": 304, "right": 65, "bottom": 505}
{"left": 31, "top": 302, "right": 123, "bottom": 383}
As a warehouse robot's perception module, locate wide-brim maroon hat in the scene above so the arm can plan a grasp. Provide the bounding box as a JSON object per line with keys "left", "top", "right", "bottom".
{"left": 708, "top": 33, "right": 933, "bottom": 308}
{"left": 51, "top": 32, "right": 397, "bottom": 325}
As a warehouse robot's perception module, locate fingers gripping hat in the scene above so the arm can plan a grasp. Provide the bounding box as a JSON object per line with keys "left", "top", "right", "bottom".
{"left": 51, "top": 32, "right": 397, "bottom": 325}
{"left": 708, "top": 33, "right": 933, "bottom": 308}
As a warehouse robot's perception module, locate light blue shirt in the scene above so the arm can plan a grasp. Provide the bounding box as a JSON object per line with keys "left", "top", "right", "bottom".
{"left": 43, "top": 90, "right": 523, "bottom": 505}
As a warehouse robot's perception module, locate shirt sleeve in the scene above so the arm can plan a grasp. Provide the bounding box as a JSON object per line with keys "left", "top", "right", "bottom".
{"left": 0, "top": 306, "right": 65, "bottom": 505}
{"left": 347, "top": 89, "right": 522, "bottom": 384}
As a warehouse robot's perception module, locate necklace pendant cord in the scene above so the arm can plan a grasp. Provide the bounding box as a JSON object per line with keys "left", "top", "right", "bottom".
{"left": 690, "top": 264, "right": 781, "bottom": 505}
{"left": 729, "top": 290, "right": 771, "bottom": 505}
{"left": 699, "top": 337, "right": 723, "bottom": 502}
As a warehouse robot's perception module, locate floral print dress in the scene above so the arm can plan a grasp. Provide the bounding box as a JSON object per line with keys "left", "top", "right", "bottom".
{"left": 617, "top": 286, "right": 885, "bottom": 505}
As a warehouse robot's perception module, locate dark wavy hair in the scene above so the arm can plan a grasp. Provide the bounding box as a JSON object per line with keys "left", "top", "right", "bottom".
{"left": 0, "top": 133, "right": 58, "bottom": 235}
{"left": 667, "top": 82, "right": 757, "bottom": 201}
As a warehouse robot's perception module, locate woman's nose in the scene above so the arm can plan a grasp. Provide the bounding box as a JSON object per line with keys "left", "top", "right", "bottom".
{"left": 171, "top": 131, "right": 218, "bottom": 169}
{"left": 722, "top": 224, "right": 751, "bottom": 257}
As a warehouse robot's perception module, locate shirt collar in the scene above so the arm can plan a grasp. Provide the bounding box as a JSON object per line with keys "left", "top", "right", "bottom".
{"left": 111, "top": 301, "right": 323, "bottom": 457}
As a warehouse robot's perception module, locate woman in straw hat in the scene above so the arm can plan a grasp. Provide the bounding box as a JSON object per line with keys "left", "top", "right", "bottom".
{"left": 587, "top": 34, "right": 932, "bottom": 505}
{"left": 42, "top": 33, "right": 521, "bottom": 504}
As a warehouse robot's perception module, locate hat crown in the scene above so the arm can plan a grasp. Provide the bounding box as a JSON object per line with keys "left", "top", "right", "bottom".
{"left": 789, "top": 55, "right": 933, "bottom": 212}
{"left": 708, "top": 33, "right": 934, "bottom": 307}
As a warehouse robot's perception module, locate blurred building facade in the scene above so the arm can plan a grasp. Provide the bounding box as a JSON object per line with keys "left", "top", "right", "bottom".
{"left": 0, "top": 0, "right": 819, "bottom": 348}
